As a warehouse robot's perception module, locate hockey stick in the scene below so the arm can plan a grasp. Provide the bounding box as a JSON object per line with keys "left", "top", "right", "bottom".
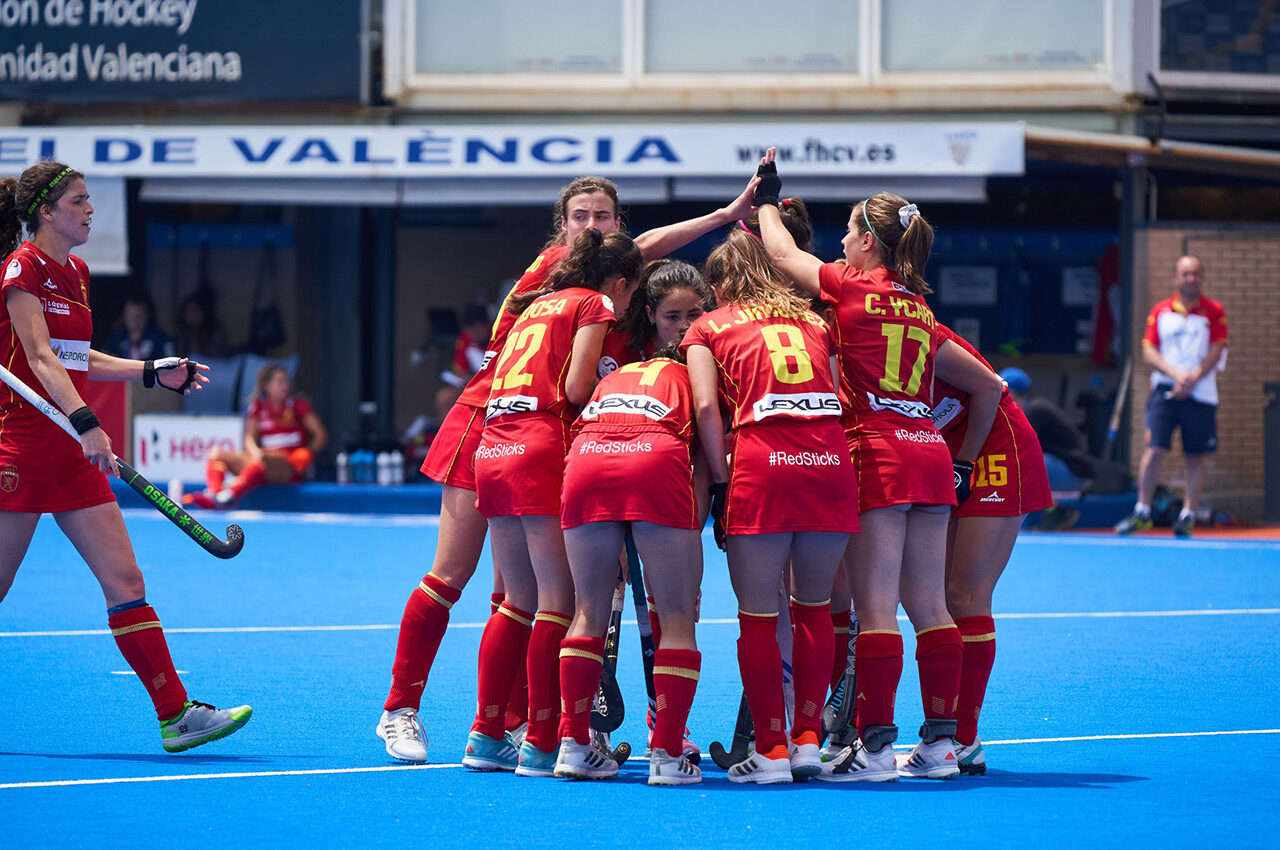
{"left": 590, "top": 564, "right": 627, "bottom": 734}
{"left": 1103, "top": 357, "right": 1133, "bottom": 461}
{"left": 622, "top": 532, "right": 657, "bottom": 722}
{"left": 708, "top": 691, "right": 753, "bottom": 769}
{"left": 0, "top": 363, "right": 245, "bottom": 559}
{"left": 821, "top": 612, "right": 859, "bottom": 741}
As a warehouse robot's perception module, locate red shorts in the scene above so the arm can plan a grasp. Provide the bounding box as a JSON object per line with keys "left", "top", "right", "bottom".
{"left": 474, "top": 412, "right": 571, "bottom": 517}
{"left": 849, "top": 416, "right": 955, "bottom": 513}
{"left": 420, "top": 403, "right": 484, "bottom": 491}
{"left": 954, "top": 406, "right": 1053, "bottom": 518}
{"left": 726, "top": 419, "right": 859, "bottom": 535}
{"left": 0, "top": 412, "right": 115, "bottom": 513}
{"left": 561, "top": 431, "right": 696, "bottom": 530}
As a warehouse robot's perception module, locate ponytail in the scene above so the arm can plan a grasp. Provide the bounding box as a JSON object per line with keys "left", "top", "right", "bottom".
{"left": 507, "top": 229, "right": 642, "bottom": 315}
{"left": 859, "top": 192, "right": 935, "bottom": 295}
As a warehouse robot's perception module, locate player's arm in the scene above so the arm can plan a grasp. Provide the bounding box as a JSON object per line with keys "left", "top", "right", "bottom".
{"left": 631, "top": 172, "right": 761, "bottom": 262}
{"left": 5, "top": 286, "right": 114, "bottom": 474}
{"left": 934, "top": 339, "right": 1003, "bottom": 464}
{"left": 1176, "top": 339, "right": 1227, "bottom": 398}
{"left": 87, "top": 348, "right": 209, "bottom": 393}
{"left": 302, "top": 409, "right": 328, "bottom": 455}
{"left": 686, "top": 345, "right": 729, "bottom": 485}
{"left": 566, "top": 322, "right": 610, "bottom": 406}
{"left": 243, "top": 411, "right": 264, "bottom": 459}
{"left": 758, "top": 204, "right": 822, "bottom": 299}
{"left": 1141, "top": 341, "right": 1192, "bottom": 390}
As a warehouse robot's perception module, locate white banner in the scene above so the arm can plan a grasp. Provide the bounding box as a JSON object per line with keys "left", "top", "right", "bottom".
{"left": 0, "top": 123, "right": 1024, "bottom": 178}
{"left": 133, "top": 414, "right": 241, "bottom": 482}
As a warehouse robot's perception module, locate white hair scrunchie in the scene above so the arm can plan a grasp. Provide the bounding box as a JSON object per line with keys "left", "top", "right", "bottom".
{"left": 898, "top": 203, "right": 920, "bottom": 229}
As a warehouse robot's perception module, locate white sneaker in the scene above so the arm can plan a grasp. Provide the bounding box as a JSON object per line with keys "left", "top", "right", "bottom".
{"left": 507, "top": 721, "right": 528, "bottom": 751}
{"left": 816, "top": 740, "right": 898, "bottom": 783}
{"left": 375, "top": 707, "right": 429, "bottom": 763}
{"left": 649, "top": 747, "right": 701, "bottom": 786}
{"left": 954, "top": 737, "right": 986, "bottom": 775}
{"left": 553, "top": 737, "right": 618, "bottom": 780}
{"left": 161, "top": 700, "right": 252, "bottom": 753}
{"left": 727, "top": 751, "right": 793, "bottom": 785}
{"left": 213, "top": 488, "right": 236, "bottom": 508}
{"left": 789, "top": 738, "right": 822, "bottom": 779}
{"left": 898, "top": 737, "right": 960, "bottom": 780}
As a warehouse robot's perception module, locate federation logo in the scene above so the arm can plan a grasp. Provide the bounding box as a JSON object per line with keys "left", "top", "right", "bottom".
{"left": 4, "top": 259, "right": 20, "bottom": 281}
{"left": 947, "top": 131, "right": 977, "bottom": 166}
{"left": 597, "top": 355, "right": 619, "bottom": 377}
{"left": 0, "top": 463, "right": 17, "bottom": 493}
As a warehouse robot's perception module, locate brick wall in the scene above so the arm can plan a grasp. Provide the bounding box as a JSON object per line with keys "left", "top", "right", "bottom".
{"left": 1131, "top": 226, "right": 1280, "bottom": 521}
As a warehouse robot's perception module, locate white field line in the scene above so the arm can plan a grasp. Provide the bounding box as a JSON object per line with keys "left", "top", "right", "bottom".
{"left": 3, "top": 728, "right": 1278, "bottom": 791}
{"left": 4, "top": 608, "right": 1278, "bottom": 638}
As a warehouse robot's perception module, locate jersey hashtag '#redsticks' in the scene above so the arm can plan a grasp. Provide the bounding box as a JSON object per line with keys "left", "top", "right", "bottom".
{"left": 485, "top": 287, "right": 616, "bottom": 423}
{"left": 818, "top": 263, "right": 945, "bottom": 424}
{"left": 457, "top": 245, "right": 570, "bottom": 409}
{"left": 680, "top": 303, "right": 840, "bottom": 431}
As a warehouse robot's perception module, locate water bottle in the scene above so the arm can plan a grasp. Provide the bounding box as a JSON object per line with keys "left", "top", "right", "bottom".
{"left": 336, "top": 451, "right": 350, "bottom": 484}
{"left": 390, "top": 449, "right": 404, "bottom": 485}
{"left": 376, "top": 451, "right": 393, "bottom": 486}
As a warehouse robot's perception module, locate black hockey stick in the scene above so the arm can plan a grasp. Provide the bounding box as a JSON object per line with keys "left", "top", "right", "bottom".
{"left": 821, "top": 612, "right": 859, "bottom": 740}
{"left": 709, "top": 691, "right": 753, "bottom": 769}
{"left": 622, "top": 532, "right": 657, "bottom": 722}
{"left": 590, "top": 565, "right": 627, "bottom": 734}
{"left": 0, "top": 363, "right": 244, "bottom": 559}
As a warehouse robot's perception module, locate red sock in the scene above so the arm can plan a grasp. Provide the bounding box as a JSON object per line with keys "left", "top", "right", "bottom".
{"left": 490, "top": 592, "right": 503, "bottom": 615}
{"left": 109, "top": 604, "right": 189, "bottom": 721}
{"left": 470, "top": 602, "right": 533, "bottom": 739}
{"left": 855, "top": 630, "right": 903, "bottom": 736}
{"left": 525, "top": 611, "right": 570, "bottom": 752}
{"left": 557, "top": 636, "right": 604, "bottom": 745}
{"left": 737, "top": 611, "right": 787, "bottom": 757}
{"left": 206, "top": 459, "right": 228, "bottom": 493}
{"left": 384, "top": 574, "right": 462, "bottom": 712}
{"left": 955, "top": 615, "right": 996, "bottom": 745}
{"left": 652, "top": 648, "right": 700, "bottom": 755}
{"left": 916, "top": 624, "right": 964, "bottom": 721}
{"left": 229, "top": 461, "right": 266, "bottom": 498}
{"left": 790, "top": 599, "right": 834, "bottom": 740}
{"left": 830, "top": 608, "right": 853, "bottom": 693}
{"left": 646, "top": 595, "right": 662, "bottom": 650}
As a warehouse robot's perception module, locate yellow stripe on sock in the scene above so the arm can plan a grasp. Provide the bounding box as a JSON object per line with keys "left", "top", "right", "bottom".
{"left": 736, "top": 609, "right": 778, "bottom": 619}
{"left": 559, "top": 647, "right": 604, "bottom": 664}
{"left": 418, "top": 581, "right": 454, "bottom": 610}
{"left": 789, "top": 596, "right": 831, "bottom": 608}
{"left": 535, "top": 612, "right": 571, "bottom": 628}
{"left": 498, "top": 606, "right": 533, "bottom": 627}
{"left": 652, "top": 665, "right": 699, "bottom": 681}
{"left": 961, "top": 632, "right": 996, "bottom": 643}
{"left": 858, "top": 629, "right": 901, "bottom": 636}
{"left": 110, "top": 621, "right": 161, "bottom": 637}
{"left": 833, "top": 626, "right": 851, "bottom": 634}
{"left": 916, "top": 624, "right": 959, "bottom": 638}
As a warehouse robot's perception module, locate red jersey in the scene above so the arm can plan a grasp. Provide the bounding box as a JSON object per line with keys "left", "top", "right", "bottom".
{"left": 452, "top": 328, "right": 486, "bottom": 377}
{"left": 457, "top": 244, "right": 570, "bottom": 409}
{"left": 818, "top": 263, "right": 945, "bottom": 425}
{"left": 680, "top": 303, "right": 840, "bottom": 431}
{"left": 247, "top": 395, "right": 314, "bottom": 451}
{"left": 576, "top": 357, "right": 694, "bottom": 444}
{"left": 930, "top": 323, "right": 1011, "bottom": 444}
{"left": 484, "top": 287, "right": 616, "bottom": 423}
{"left": 1, "top": 242, "right": 113, "bottom": 512}
{"left": 1142, "top": 294, "right": 1228, "bottom": 405}
{"left": 597, "top": 325, "right": 642, "bottom": 378}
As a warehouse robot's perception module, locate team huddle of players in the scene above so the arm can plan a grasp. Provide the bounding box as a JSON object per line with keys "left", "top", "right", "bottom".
{"left": 375, "top": 150, "right": 1052, "bottom": 786}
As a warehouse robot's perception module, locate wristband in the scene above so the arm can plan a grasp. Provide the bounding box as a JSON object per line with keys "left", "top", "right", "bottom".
{"left": 68, "top": 406, "right": 101, "bottom": 435}
{"left": 143, "top": 359, "right": 157, "bottom": 388}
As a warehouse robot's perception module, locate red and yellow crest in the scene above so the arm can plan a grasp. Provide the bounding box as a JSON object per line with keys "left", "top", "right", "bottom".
{"left": 0, "top": 463, "right": 18, "bottom": 493}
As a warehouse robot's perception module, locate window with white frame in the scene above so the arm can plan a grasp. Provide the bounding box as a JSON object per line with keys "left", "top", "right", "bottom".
{"left": 413, "top": 0, "right": 623, "bottom": 74}
{"left": 881, "top": 0, "right": 1106, "bottom": 73}
{"left": 644, "top": 0, "right": 858, "bottom": 74}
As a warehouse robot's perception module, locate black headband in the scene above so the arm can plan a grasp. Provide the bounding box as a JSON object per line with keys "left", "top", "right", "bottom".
{"left": 25, "top": 166, "right": 75, "bottom": 219}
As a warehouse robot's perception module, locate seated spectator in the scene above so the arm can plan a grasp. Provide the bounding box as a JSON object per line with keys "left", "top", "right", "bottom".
{"left": 175, "top": 290, "right": 231, "bottom": 358}
{"left": 441, "top": 304, "right": 490, "bottom": 389}
{"left": 105, "top": 292, "right": 175, "bottom": 360}
{"left": 1000, "top": 367, "right": 1095, "bottom": 493}
{"left": 184, "top": 364, "right": 328, "bottom": 509}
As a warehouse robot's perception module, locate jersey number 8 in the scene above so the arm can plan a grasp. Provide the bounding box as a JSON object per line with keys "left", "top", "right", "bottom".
{"left": 761, "top": 324, "right": 814, "bottom": 385}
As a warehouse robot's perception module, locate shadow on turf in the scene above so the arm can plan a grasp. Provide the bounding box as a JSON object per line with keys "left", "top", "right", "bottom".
{"left": 678, "top": 769, "right": 1147, "bottom": 791}
{"left": 8, "top": 752, "right": 300, "bottom": 766}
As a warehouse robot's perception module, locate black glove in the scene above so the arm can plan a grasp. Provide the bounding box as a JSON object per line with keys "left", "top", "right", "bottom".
{"left": 953, "top": 460, "right": 974, "bottom": 507}
{"left": 144, "top": 357, "right": 198, "bottom": 394}
{"left": 753, "top": 161, "right": 781, "bottom": 207}
{"left": 708, "top": 482, "right": 728, "bottom": 551}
